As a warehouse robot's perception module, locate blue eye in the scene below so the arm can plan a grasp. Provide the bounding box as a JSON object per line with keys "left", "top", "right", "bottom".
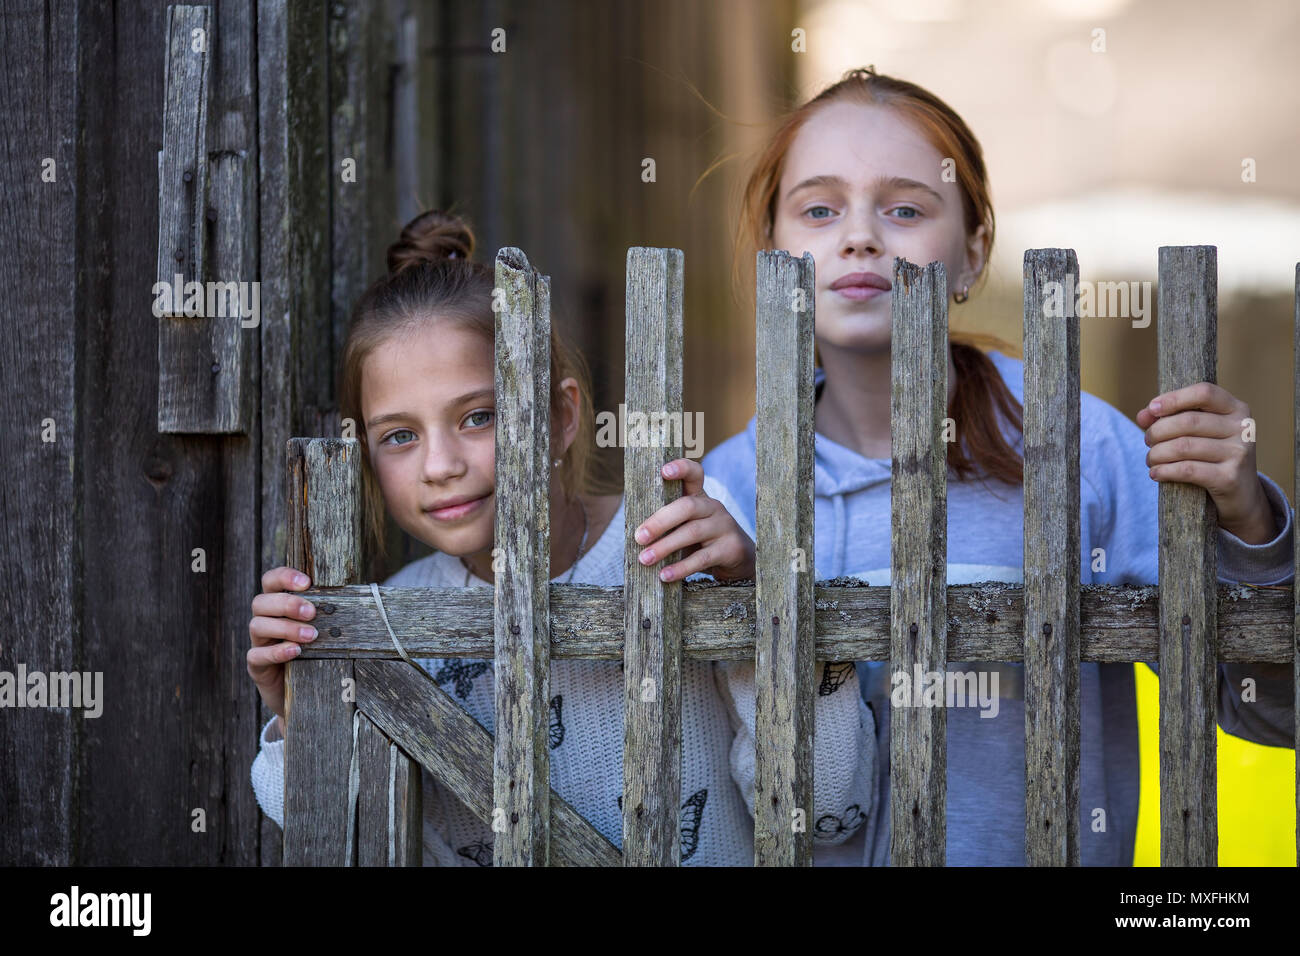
{"left": 465, "top": 410, "right": 494, "bottom": 428}
{"left": 383, "top": 428, "right": 415, "bottom": 446}
{"left": 805, "top": 205, "right": 834, "bottom": 220}
{"left": 893, "top": 206, "right": 920, "bottom": 219}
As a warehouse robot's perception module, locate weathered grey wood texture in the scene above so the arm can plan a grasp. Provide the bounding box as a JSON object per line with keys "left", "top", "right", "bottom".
{"left": 1156, "top": 246, "right": 1220, "bottom": 866}
{"left": 355, "top": 712, "right": 421, "bottom": 867}
{"left": 0, "top": 0, "right": 81, "bottom": 865}
{"left": 753, "top": 251, "right": 816, "bottom": 866}
{"left": 156, "top": 5, "right": 210, "bottom": 298}
{"left": 156, "top": 4, "right": 255, "bottom": 434}
{"left": 492, "top": 248, "right": 553, "bottom": 866}
{"left": 283, "top": 439, "right": 363, "bottom": 866}
{"left": 355, "top": 660, "right": 621, "bottom": 866}
{"left": 1021, "top": 249, "right": 1081, "bottom": 866}
{"left": 291, "top": 582, "right": 1295, "bottom": 663}
{"left": 889, "top": 257, "right": 949, "bottom": 866}
{"left": 621, "top": 248, "right": 686, "bottom": 865}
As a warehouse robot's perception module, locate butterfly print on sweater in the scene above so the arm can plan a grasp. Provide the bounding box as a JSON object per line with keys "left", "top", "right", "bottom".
{"left": 549, "top": 694, "right": 565, "bottom": 749}
{"left": 457, "top": 840, "right": 493, "bottom": 866}
{"left": 618, "top": 788, "right": 708, "bottom": 861}
{"left": 434, "top": 660, "right": 490, "bottom": 699}
{"left": 814, "top": 803, "right": 867, "bottom": 840}
{"left": 818, "top": 661, "right": 855, "bottom": 696}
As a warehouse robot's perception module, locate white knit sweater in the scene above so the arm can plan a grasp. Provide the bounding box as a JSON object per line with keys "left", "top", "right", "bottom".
{"left": 251, "top": 478, "right": 878, "bottom": 865}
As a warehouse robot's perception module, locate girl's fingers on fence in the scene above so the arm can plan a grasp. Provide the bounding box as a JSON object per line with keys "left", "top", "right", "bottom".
{"left": 1136, "top": 382, "right": 1241, "bottom": 429}
{"left": 659, "top": 543, "right": 722, "bottom": 582}
{"left": 634, "top": 493, "right": 713, "bottom": 549}
{"left": 1141, "top": 409, "right": 1241, "bottom": 447}
{"left": 249, "top": 614, "right": 318, "bottom": 648}
{"left": 661, "top": 457, "right": 704, "bottom": 496}
{"left": 637, "top": 521, "right": 707, "bottom": 573}
{"left": 251, "top": 590, "right": 318, "bottom": 622}
{"left": 1145, "top": 436, "right": 1234, "bottom": 469}
{"left": 1145, "top": 458, "right": 1239, "bottom": 496}
{"left": 261, "top": 565, "right": 312, "bottom": 594}
{"left": 247, "top": 641, "right": 301, "bottom": 672}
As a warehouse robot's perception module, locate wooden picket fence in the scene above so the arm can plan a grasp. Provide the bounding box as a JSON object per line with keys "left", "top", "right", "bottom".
{"left": 280, "top": 245, "right": 1300, "bottom": 867}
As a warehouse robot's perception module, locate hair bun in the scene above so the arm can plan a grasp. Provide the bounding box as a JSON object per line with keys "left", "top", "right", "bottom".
{"left": 386, "top": 209, "right": 476, "bottom": 276}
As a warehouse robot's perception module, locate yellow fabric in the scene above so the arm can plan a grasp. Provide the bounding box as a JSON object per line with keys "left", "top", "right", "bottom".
{"left": 1132, "top": 663, "right": 1296, "bottom": 865}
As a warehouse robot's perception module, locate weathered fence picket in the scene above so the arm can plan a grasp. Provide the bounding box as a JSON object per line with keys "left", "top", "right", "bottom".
{"left": 1022, "top": 248, "right": 1082, "bottom": 866}
{"left": 889, "top": 258, "right": 949, "bottom": 866}
{"left": 355, "top": 712, "right": 421, "bottom": 867}
{"left": 283, "top": 438, "right": 362, "bottom": 866}
{"left": 492, "top": 247, "right": 554, "bottom": 866}
{"left": 753, "top": 250, "right": 817, "bottom": 866}
{"left": 1156, "top": 245, "right": 1220, "bottom": 866}
{"left": 621, "top": 247, "right": 685, "bottom": 865}
{"left": 278, "top": 244, "right": 1299, "bottom": 868}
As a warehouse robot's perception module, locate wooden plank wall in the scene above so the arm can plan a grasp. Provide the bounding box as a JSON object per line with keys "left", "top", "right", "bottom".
{"left": 0, "top": 0, "right": 397, "bottom": 865}
{"left": 0, "top": 0, "right": 82, "bottom": 865}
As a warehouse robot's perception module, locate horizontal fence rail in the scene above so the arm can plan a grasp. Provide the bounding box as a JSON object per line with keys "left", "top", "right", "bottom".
{"left": 281, "top": 244, "right": 1300, "bottom": 868}
{"left": 290, "top": 582, "right": 1295, "bottom": 662}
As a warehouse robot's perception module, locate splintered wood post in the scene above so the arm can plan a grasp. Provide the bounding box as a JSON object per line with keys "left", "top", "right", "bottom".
{"left": 1156, "top": 245, "right": 1219, "bottom": 866}
{"left": 493, "top": 247, "right": 552, "bottom": 866}
{"left": 1293, "top": 261, "right": 1299, "bottom": 864}
{"left": 890, "top": 257, "right": 949, "bottom": 866}
{"left": 622, "top": 248, "right": 685, "bottom": 866}
{"left": 753, "top": 250, "right": 816, "bottom": 866}
{"left": 355, "top": 713, "right": 422, "bottom": 867}
{"left": 283, "top": 437, "right": 363, "bottom": 866}
{"left": 1022, "top": 249, "right": 1082, "bottom": 866}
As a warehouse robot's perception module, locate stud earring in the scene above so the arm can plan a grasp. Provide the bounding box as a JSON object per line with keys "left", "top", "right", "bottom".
{"left": 552, "top": 458, "right": 562, "bottom": 468}
{"left": 953, "top": 284, "right": 970, "bottom": 304}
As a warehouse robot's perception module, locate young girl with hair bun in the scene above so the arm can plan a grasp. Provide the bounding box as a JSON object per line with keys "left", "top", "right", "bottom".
{"left": 704, "top": 66, "right": 1296, "bottom": 866}
{"left": 246, "top": 208, "right": 879, "bottom": 865}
